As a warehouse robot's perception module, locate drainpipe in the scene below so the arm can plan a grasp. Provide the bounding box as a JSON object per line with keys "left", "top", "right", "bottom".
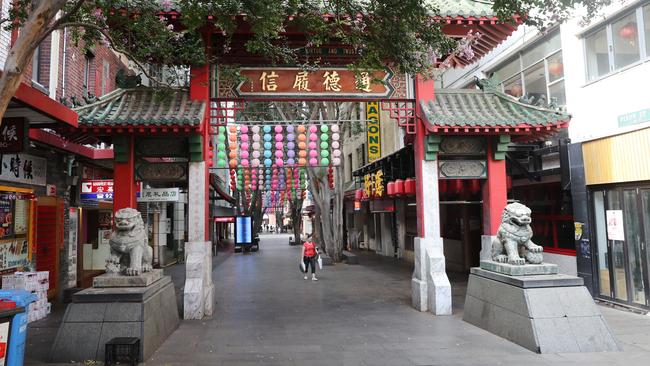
{"left": 61, "top": 28, "right": 67, "bottom": 98}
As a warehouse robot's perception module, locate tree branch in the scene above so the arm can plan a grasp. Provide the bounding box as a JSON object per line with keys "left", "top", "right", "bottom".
{"left": 57, "top": 21, "right": 168, "bottom": 86}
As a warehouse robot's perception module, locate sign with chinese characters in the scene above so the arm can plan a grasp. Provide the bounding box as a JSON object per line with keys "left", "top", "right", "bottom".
{"left": 0, "top": 239, "right": 29, "bottom": 271}
{"left": 0, "top": 118, "right": 27, "bottom": 153}
{"left": 0, "top": 153, "right": 46, "bottom": 186}
{"left": 235, "top": 68, "right": 394, "bottom": 99}
{"left": 366, "top": 102, "right": 381, "bottom": 162}
{"left": 81, "top": 179, "right": 114, "bottom": 201}
{"left": 363, "top": 169, "right": 385, "bottom": 198}
{"left": 138, "top": 188, "right": 180, "bottom": 202}
{"left": 67, "top": 208, "right": 79, "bottom": 289}
{"left": 606, "top": 210, "right": 625, "bottom": 241}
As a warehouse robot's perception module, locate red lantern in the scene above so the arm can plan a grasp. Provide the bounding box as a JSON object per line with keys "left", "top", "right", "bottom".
{"left": 355, "top": 189, "right": 363, "bottom": 201}
{"left": 387, "top": 181, "right": 395, "bottom": 196}
{"left": 619, "top": 22, "right": 637, "bottom": 40}
{"left": 507, "top": 176, "right": 513, "bottom": 191}
{"left": 404, "top": 178, "right": 416, "bottom": 195}
{"left": 451, "top": 179, "right": 463, "bottom": 195}
{"left": 438, "top": 179, "right": 448, "bottom": 195}
{"left": 508, "top": 84, "right": 522, "bottom": 97}
{"left": 548, "top": 60, "right": 563, "bottom": 77}
{"left": 470, "top": 179, "right": 481, "bottom": 195}
{"left": 395, "top": 179, "right": 405, "bottom": 195}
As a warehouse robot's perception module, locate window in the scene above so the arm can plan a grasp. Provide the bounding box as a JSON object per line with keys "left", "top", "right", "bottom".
{"left": 584, "top": 4, "right": 650, "bottom": 82}
{"left": 489, "top": 30, "right": 565, "bottom": 106}
{"left": 101, "top": 60, "right": 110, "bottom": 95}
{"left": 84, "top": 55, "right": 93, "bottom": 93}
{"left": 31, "top": 46, "right": 42, "bottom": 85}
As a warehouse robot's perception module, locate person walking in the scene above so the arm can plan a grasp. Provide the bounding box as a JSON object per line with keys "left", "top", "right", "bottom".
{"left": 301, "top": 234, "right": 318, "bottom": 281}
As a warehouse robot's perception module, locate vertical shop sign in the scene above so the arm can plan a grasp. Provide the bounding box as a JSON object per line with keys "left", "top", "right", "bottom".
{"left": 366, "top": 102, "right": 381, "bottom": 162}
{"left": 0, "top": 118, "right": 27, "bottom": 153}
{"left": 606, "top": 210, "right": 625, "bottom": 241}
{"left": 0, "top": 153, "right": 46, "bottom": 186}
{"left": 67, "top": 208, "right": 79, "bottom": 289}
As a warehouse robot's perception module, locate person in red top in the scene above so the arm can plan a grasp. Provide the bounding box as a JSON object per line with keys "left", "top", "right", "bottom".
{"left": 301, "top": 234, "right": 318, "bottom": 281}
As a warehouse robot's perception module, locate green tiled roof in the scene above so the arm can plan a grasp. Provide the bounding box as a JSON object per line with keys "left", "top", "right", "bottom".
{"left": 420, "top": 89, "right": 570, "bottom": 128}
{"left": 427, "top": 0, "right": 496, "bottom": 18}
{"left": 75, "top": 88, "right": 205, "bottom": 127}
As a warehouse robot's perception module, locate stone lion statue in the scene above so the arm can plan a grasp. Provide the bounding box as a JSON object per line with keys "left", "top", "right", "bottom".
{"left": 491, "top": 202, "right": 543, "bottom": 265}
{"left": 106, "top": 208, "right": 153, "bottom": 276}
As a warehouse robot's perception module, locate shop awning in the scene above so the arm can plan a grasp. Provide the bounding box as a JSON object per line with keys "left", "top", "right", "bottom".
{"left": 3, "top": 81, "right": 78, "bottom": 129}
{"left": 75, "top": 87, "right": 205, "bottom": 131}
{"left": 210, "top": 173, "right": 236, "bottom": 204}
{"left": 420, "top": 88, "right": 570, "bottom": 140}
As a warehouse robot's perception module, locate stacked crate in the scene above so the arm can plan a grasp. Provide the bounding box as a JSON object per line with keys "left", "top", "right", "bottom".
{"left": 1, "top": 271, "right": 51, "bottom": 322}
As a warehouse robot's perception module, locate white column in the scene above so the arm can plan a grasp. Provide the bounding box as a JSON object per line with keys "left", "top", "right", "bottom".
{"left": 411, "top": 159, "right": 452, "bottom": 315}
{"left": 184, "top": 162, "right": 214, "bottom": 319}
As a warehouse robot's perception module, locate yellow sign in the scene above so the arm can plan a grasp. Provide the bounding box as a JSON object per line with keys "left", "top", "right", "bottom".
{"left": 363, "top": 169, "right": 384, "bottom": 198}
{"left": 366, "top": 102, "right": 381, "bottom": 162}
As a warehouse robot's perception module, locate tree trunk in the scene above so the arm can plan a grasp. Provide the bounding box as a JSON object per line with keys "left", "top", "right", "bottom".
{"left": 0, "top": 0, "right": 67, "bottom": 122}
{"left": 290, "top": 198, "right": 304, "bottom": 244}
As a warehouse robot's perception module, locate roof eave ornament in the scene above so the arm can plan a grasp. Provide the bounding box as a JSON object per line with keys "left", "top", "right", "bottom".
{"left": 474, "top": 73, "right": 500, "bottom": 93}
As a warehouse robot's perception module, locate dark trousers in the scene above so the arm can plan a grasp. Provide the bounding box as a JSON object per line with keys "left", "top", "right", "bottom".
{"left": 303, "top": 256, "right": 316, "bottom": 274}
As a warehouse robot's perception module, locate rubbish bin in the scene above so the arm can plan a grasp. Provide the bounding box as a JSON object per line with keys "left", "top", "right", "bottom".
{"left": 0, "top": 290, "right": 37, "bottom": 366}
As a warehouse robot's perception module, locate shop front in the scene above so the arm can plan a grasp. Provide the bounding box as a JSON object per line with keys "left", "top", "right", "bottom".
{"left": 580, "top": 127, "right": 650, "bottom": 309}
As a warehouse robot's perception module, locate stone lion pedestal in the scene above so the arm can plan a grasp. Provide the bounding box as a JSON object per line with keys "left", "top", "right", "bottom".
{"left": 50, "top": 270, "right": 179, "bottom": 362}
{"left": 464, "top": 203, "right": 619, "bottom": 353}
{"left": 463, "top": 262, "right": 620, "bottom": 353}
{"left": 50, "top": 209, "right": 179, "bottom": 363}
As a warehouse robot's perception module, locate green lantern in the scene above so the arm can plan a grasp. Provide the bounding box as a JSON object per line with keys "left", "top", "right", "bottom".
{"left": 320, "top": 150, "right": 330, "bottom": 158}
{"left": 217, "top": 142, "right": 226, "bottom": 151}
{"left": 320, "top": 125, "right": 329, "bottom": 133}
{"left": 320, "top": 157, "right": 330, "bottom": 166}
{"left": 320, "top": 141, "right": 329, "bottom": 149}
{"left": 219, "top": 126, "right": 226, "bottom": 133}
{"left": 320, "top": 133, "right": 329, "bottom": 141}
{"left": 218, "top": 134, "right": 226, "bottom": 143}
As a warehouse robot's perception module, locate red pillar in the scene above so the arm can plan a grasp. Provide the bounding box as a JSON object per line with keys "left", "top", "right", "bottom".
{"left": 482, "top": 137, "right": 507, "bottom": 235}
{"left": 190, "top": 64, "right": 211, "bottom": 241}
{"left": 414, "top": 76, "right": 435, "bottom": 238}
{"left": 113, "top": 135, "right": 136, "bottom": 212}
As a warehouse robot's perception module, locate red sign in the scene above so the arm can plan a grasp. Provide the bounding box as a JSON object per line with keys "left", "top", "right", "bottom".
{"left": 0, "top": 118, "right": 27, "bottom": 153}
{"left": 81, "top": 180, "right": 113, "bottom": 194}
{"left": 236, "top": 68, "right": 393, "bottom": 99}
{"left": 214, "top": 217, "right": 235, "bottom": 223}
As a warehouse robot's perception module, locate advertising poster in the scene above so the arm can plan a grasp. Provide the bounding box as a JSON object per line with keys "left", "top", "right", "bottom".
{"left": 606, "top": 210, "right": 625, "bottom": 241}
{"left": 0, "top": 199, "right": 12, "bottom": 239}
{"left": 0, "top": 239, "right": 29, "bottom": 270}
{"left": 236, "top": 216, "right": 252, "bottom": 244}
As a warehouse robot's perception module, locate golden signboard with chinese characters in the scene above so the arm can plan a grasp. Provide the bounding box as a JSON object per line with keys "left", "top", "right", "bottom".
{"left": 235, "top": 68, "right": 394, "bottom": 99}
{"left": 363, "top": 169, "right": 385, "bottom": 198}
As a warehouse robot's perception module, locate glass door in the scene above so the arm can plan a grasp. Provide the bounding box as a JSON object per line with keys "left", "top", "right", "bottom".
{"left": 592, "top": 186, "right": 650, "bottom": 308}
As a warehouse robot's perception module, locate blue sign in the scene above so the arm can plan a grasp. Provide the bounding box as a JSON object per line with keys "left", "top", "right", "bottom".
{"left": 235, "top": 216, "right": 252, "bottom": 245}
{"left": 80, "top": 192, "right": 114, "bottom": 201}
{"left": 618, "top": 108, "right": 650, "bottom": 127}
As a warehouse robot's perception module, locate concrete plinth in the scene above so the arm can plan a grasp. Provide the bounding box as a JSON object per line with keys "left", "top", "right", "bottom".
{"left": 184, "top": 241, "right": 214, "bottom": 319}
{"left": 50, "top": 276, "right": 179, "bottom": 362}
{"left": 411, "top": 237, "right": 452, "bottom": 315}
{"left": 463, "top": 268, "right": 620, "bottom": 353}
{"left": 92, "top": 269, "right": 163, "bottom": 287}
{"left": 480, "top": 260, "right": 559, "bottom": 276}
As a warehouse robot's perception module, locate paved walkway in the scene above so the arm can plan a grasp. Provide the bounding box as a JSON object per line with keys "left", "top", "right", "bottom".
{"left": 27, "top": 234, "right": 650, "bottom": 365}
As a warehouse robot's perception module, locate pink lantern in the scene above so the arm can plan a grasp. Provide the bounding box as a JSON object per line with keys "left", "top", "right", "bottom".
{"left": 275, "top": 150, "right": 284, "bottom": 158}
{"left": 308, "top": 141, "right": 317, "bottom": 150}
{"left": 240, "top": 125, "right": 249, "bottom": 134}
{"left": 309, "top": 133, "right": 318, "bottom": 141}
{"left": 275, "top": 134, "right": 283, "bottom": 142}
{"left": 275, "top": 142, "right": 284, "bottom": 150}
{"left": 276, "top": 159, "right": 284, "bottom": 167}
{"left": 241, "top": 151, "right": 250, "bottom": 159}
{"left": 241, "top": 142, "right": 249, "bottom": 151}
{"left": 309, "top": 158, "right": 318, "bottom": 166}
{"left": 241, "top": 135, "right": 249, "bottom": 142}
{"left": 309, "top": 150, "right": 318, "bottom": 158}
{"left": 241, "top": 159, "right": 249, "bottom": 166}
{"left": 309, "top": 125, "right": 318, "bottom": 133}
{"left": 275, "top": 125, "right": 283, "bottom": 133}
